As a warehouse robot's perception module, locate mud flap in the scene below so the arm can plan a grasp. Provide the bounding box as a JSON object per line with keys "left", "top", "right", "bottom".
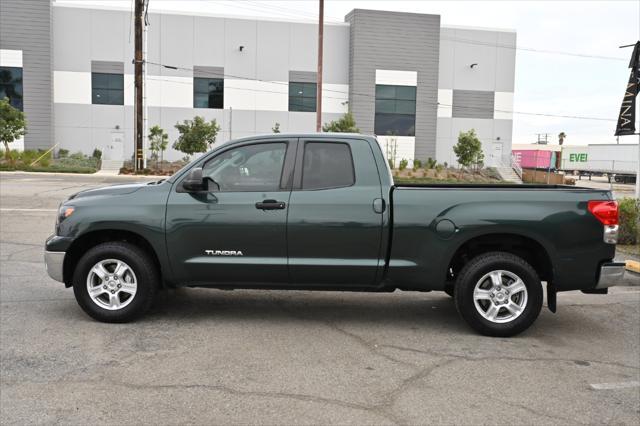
{"left": 547, "top": 282, "right": 557, "bottom": 313}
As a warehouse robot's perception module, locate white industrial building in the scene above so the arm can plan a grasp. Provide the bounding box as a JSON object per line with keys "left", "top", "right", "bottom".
{"left": 1, "top": 0, "right": 516, "bottom": 166}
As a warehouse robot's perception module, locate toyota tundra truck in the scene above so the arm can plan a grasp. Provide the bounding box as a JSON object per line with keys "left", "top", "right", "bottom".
{"left": 44, "top": 134, "right": 626, "bottom": 336}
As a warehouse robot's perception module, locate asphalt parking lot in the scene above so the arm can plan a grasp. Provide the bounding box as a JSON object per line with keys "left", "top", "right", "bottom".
{"left": 1, "top": 172, "right": 639, "bottom": 425}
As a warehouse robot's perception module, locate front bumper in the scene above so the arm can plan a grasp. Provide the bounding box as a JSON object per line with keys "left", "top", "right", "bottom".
{"left": 44, "top": 251, "right": 65, "bottom": 283}
{"left": 595, "top": 262, "right": 626, "bottom": 289}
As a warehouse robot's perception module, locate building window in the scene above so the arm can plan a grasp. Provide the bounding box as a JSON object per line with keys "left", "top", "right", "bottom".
{"left": 194, "top": 77, "right": 224, "bottom": 109}
{"left": 92, "top": 72, "right": 124, "bottom": 105}
{"left": 289, "top": 82, "right": 316, "bottom": 112}
{"left": 0, "top": 67, "right": 24, "bottom": 111}
{"left": 374, "top": 85, "right": 416, "bottom": 136}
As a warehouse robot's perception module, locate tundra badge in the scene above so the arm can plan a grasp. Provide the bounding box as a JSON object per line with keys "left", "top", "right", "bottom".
{"left": 205, "top": 250, "right": 244, "bottom": 256}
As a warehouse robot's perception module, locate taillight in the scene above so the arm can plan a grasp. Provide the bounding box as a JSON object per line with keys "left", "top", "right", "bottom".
{"left": 588, "top": 200, "right": 619, "bottom": 244}
{"left": 588, "top": 200, "right": 619, "bottom": 225}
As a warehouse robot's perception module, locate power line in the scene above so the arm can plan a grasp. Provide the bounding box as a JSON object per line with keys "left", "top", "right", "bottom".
{"left": 437, "top": 103, "right": 617, "bottom": 122}
{"left": 145, "top": 61, "right": 617, "bottom": 122}
{"left": 441, "top": 36, "right": 627, "bottom": 62}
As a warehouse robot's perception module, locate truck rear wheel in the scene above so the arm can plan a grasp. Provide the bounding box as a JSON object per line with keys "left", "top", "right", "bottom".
{"left": 454, "top": 252, "right": 542, "bottom": 337}
{"left": 72, "top": 242, "right": 158, "bottom": 323}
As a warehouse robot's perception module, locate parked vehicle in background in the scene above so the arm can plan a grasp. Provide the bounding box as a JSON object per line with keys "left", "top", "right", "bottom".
{"left": 512, "top": 148, "right": 557, "bottom": 170}
{"left": 561, "top": 144, "right": 639, "bottom": 184}
{"left": 45, "top": 134, "right": 626, "bottom": 337}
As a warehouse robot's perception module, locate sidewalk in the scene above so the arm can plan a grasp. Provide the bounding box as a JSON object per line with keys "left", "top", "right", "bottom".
{"left": 0, "top": 170, "right": 166, "bottom": 179}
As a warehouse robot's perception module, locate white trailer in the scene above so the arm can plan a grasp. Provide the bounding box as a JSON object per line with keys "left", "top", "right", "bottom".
{"left": 560, "top": 144, "right": 638, "bottom": 183}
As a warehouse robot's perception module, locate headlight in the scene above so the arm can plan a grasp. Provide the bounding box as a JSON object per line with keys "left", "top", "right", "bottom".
{"left": 57, "top": 205, "right": 75, "bottom": 225}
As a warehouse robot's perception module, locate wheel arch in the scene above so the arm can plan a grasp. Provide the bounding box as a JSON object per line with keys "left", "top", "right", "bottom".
{"left": 63, "top": 229, "right": 163, "bottom": 287}
{"left": 446, "top": 232, "right": 555, "bottom": 284}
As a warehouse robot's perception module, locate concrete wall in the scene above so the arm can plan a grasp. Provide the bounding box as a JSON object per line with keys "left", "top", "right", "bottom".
{"left": 346, "top": 9, "right": 440, "bottom": 161}
{"left": 52, "top": 4, "right": 349, "bottom": 160}
{"left": 436, "top": 26, "right": 516, "bottom": 167}
{"left": 0, "top": 0, "right": 52, "bottom": 151}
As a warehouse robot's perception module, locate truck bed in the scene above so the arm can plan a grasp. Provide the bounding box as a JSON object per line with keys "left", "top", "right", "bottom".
{"left": 393, "top": 183, "right": 597, "bottom": 190}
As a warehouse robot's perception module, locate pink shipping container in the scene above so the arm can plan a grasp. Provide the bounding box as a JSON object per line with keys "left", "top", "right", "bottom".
{"left": 512, "top": 150, "right": 556, "bottom": 169}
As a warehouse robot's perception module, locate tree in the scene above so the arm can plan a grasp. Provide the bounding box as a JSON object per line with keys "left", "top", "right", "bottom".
{"left": 0, "top": 97, "right": 26, "bottom": 160}
{"left": 322, "top": 111, "right": 359, "bottom": 133}
{"left": 173, "top": 116, "right": 220, "bottom": 156}
{"left": 272, "top": 122, "right": 281, "bottom": 133}
{"left": 558, "top": 132, "right": 567, "bottom": 145}
{"left": 453, "top": 129, "right": 484, "bottom": 170}
{"left": 148, "top": 125, "right": 168, "bottom": 167}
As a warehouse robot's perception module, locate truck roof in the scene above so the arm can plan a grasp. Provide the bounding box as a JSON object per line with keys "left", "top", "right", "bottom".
{"left": 227, "top": 133, "right": 374, "bottom": 144}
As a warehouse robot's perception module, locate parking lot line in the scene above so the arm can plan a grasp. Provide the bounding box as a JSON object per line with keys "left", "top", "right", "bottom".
{"left": 589, "top": 381, "right": 640, "bottom": 390}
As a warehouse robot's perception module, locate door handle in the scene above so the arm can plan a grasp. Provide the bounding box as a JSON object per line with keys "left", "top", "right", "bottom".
{"left": 255, "top": 199, "right": 286, "bottom": 210}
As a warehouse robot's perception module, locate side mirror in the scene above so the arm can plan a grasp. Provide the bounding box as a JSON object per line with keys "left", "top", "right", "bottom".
{"left": 183, "top": 167, "right": 205, "bottom": 192}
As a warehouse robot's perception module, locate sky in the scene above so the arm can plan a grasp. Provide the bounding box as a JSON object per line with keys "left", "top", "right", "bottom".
{"left": 59, "top": 0, "right": 640, "bottom": 146}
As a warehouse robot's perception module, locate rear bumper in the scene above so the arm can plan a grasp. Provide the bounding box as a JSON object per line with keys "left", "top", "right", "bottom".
{"left": 595, "top": 262, "right": 626, "bottom": 289}
{"left": 44, "top": 250, "right": 65, "bottom": 283}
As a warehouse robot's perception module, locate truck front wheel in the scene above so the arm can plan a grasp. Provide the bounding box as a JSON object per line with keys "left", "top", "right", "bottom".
{"left": 454, "top": 252, "right": 543, "bottom": 337}
{"left": 72, "top": 242, "right": 158, "bottom": 323}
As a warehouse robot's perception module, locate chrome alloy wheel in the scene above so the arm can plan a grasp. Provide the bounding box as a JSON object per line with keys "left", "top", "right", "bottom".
{"left": 86, "top": 259, "right": 137, "bottom": 310}
{"left": 473, "top": 270, "right": 528, "bottom": 324}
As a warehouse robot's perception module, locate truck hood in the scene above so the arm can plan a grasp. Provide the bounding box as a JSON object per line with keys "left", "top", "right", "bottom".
{"left": 68, "top": 182, "right": 149, "bottom": 200}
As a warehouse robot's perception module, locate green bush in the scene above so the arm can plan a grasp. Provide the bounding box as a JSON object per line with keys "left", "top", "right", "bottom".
{"left": 435, "top": 164, "right": 444, "bottom": 173}
{"left": 92, "top": 148, "right": 102, "bottom": 159}
{"left": 57, "top": 148, "right": 69, "bottom": 158}
{"left": 19, "top": 150, "right": 38, "bottom": 165}
{"left": 425, "top": 157, "right": 437, "bottom": 169}
{"left": 56, "top": 155, "right": 99, "bottom": 169}
{"left": 412, "top": 159, "right": 422, "bottom": 171}
{"left": 399, "top": 159, "right": 408, "bottom": 171}
{"left": 70, "top": 151, "right": 85, "bottom": 160}
{"left": 618, "top": 197, "right": 639, "bottom": 245}
{"left": 7, "top": 149, "right": 21, "bottom": 165}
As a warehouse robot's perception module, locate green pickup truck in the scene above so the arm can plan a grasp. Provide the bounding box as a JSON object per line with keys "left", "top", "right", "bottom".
{"left": 45, "top": 134, "right": 625, "bottom": 336}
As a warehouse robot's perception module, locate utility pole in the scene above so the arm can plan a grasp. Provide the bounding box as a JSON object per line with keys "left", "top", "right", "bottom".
{"left": 315, "top": 0, "right": 324, "bottom": 132}
{"left": 134, "top": 0, "right": 144, "bottom": 171}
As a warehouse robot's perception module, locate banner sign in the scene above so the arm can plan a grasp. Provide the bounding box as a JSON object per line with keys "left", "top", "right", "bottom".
{"left": 615, "top": 41, "right": 640, "bottom": 136}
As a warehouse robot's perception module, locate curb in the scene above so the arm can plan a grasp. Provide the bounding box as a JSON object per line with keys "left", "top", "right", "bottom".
{"left": 626, "top": 260, "right": 640, "bottom": 274}
{"left": 0, "top": 171, "right": 164, "bottom": 179}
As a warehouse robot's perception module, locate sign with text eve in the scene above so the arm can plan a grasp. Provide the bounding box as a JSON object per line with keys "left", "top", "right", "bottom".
{"left": 569, "top": 153, "right": 588, "bottom": 162}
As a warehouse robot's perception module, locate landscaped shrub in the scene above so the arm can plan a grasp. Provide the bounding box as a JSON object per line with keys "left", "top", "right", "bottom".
{"left": 399, "top": 159, "right": 408, "bottom": 170}
{"left": 7, "top": 150, "right": 20, "bottom": 165}
{"left": 56, "top": 155, "right": 99, "bottom": 169}
{"left": 57, "top": 149, "right": 69, "bottom": 158}
{"left": 19, "top": 150, "right": 39, "bottom": 166}
{"left": 425, "top": 157, "right": 437, "bottom": 169}
{"left": 618, "top": 197, "right": 639, "bottom": 245}
{"left": 412, "top": 159, "right": 422, "bottom": 171}
{"left": 92, "top": 148, "right": 102, "bottom": 159}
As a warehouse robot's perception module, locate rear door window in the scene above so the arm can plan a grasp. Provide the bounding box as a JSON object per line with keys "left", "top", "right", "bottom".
{"left": 301, "top": 142, "right": 355, "bottom": 190}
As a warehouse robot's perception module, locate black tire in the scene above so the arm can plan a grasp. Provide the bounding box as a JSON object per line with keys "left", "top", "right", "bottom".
{"left": 454, "top": 252, "right": 543, "bottom": 337}
{"left": 72, "top": 242, "right": 158, "bottom": 323}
